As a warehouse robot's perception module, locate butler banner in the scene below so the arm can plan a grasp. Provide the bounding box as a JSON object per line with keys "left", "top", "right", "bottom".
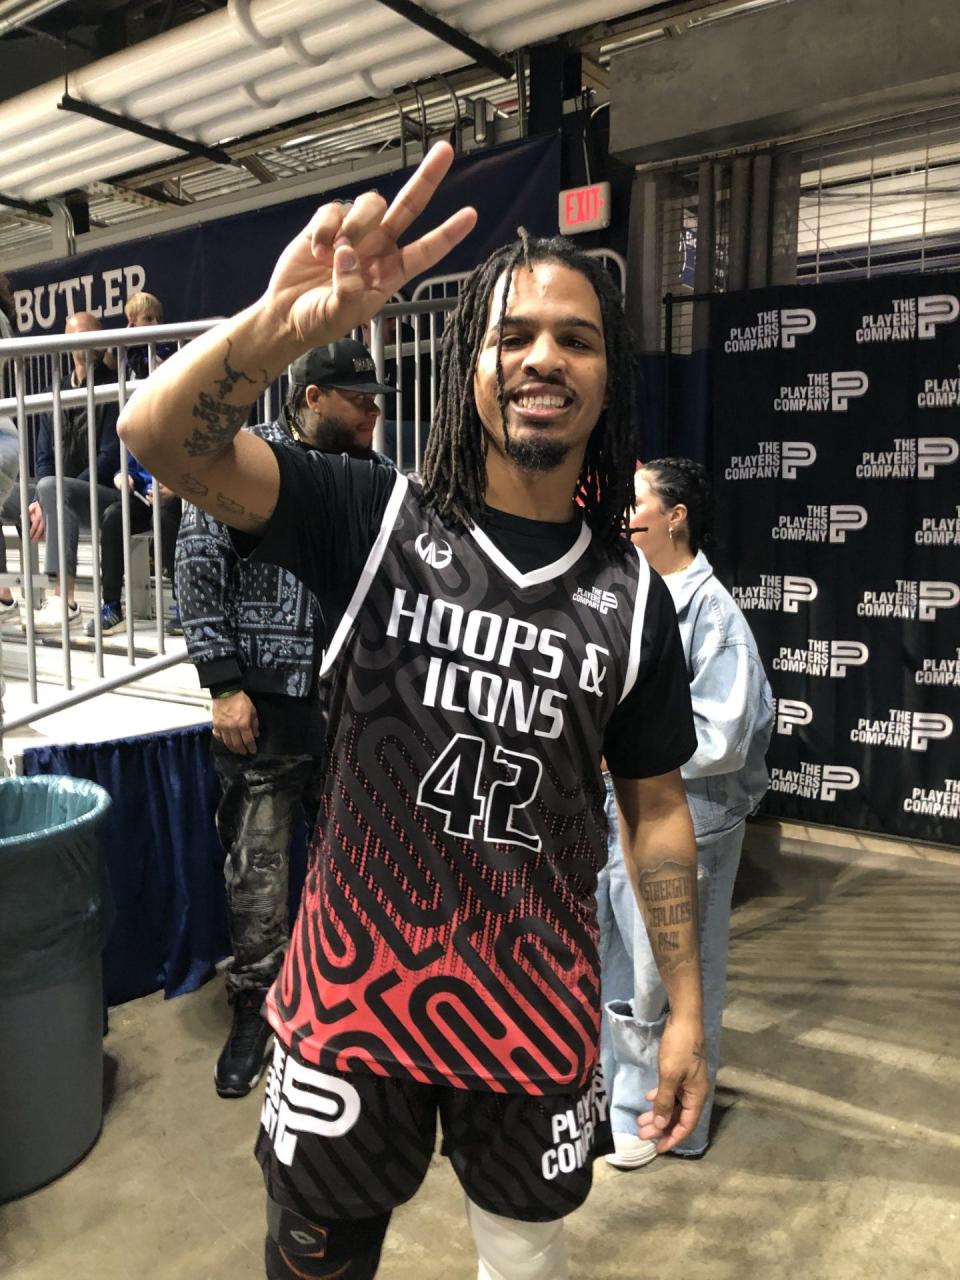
{"left": 712, "top": 274, "right": 960, "bottom": 845}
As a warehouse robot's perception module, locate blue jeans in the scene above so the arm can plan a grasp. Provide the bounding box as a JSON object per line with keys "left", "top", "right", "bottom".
{"left": 596, "top": 780, "right": 744, "bottom": 1154}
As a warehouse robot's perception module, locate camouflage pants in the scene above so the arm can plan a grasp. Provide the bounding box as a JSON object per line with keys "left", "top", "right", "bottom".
{"left": 213, "top": 751, "right": 325, "bottom": 1000}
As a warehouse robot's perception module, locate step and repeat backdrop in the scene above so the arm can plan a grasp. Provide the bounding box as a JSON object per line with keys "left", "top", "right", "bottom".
{"left": 712, "top": 273, "right": 960, "bottom": 846}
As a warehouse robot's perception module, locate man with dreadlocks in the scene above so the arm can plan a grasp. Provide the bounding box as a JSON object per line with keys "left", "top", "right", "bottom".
{"left": 119, "top": 142, "right": 706, "bottom": 1280}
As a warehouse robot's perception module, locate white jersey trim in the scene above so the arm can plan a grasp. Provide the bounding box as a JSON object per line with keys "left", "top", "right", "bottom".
{"left": 318, "top": 469, "right": 409, "bottom": 679}
{"left": 619, "top": 546, "right": 651, "bottom": 704}
{"left": 468, "top": 518, "right": 593, "bottom": 588}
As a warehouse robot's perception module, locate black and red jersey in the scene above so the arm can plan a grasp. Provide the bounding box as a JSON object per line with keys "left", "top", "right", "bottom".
{"left": 254, "top": 450, "right": 695, "bottom": 1095}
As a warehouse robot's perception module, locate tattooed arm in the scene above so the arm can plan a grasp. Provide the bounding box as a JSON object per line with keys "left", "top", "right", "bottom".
{"left": 610, "top": 767, "right": 708, "bottom": 1151}
{"left": 117, "top": 142, "right": 475, "bottom": 532}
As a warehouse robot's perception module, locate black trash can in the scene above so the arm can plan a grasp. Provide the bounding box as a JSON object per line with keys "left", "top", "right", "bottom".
{"left": 0, "top": 774, "right": 113, "bottom": 1203}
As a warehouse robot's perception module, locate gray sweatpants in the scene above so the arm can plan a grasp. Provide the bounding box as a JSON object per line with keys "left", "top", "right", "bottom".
{"left": 34, "top": 474, "right": 119, "bottom": 578}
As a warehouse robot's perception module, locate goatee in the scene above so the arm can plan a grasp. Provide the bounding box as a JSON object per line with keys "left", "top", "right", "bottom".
{"left": 504, "top": 434, "right": 570, "bottom": 472}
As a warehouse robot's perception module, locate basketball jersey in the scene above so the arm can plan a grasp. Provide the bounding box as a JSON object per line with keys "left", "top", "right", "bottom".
{"left": 265, "top": 471, "right": 651, "bottom": 1095}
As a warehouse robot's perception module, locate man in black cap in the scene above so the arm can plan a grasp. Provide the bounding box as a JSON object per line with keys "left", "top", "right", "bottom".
{"left": 175, "top": 337, "right": 392, "bottom": 1098}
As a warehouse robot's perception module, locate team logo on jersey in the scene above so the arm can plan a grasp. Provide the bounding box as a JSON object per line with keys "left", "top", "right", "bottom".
{"left": 572, "top": 585, "right": 618, "bottom": 615}
{"left": 414, "top": 533, "right": 453, "bottom": 569}
{"left": 261, "top": 1042, "right": 361, "bottom": 1166}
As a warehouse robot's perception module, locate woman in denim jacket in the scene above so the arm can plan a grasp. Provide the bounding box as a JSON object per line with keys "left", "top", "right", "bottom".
{"left": 597, "top": 457, "right": 774, "bottom": 1169}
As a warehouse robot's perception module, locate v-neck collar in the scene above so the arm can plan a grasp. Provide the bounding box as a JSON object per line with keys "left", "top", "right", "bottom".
{"left": 468, "top": 514, "right": 593, "bottom": 588}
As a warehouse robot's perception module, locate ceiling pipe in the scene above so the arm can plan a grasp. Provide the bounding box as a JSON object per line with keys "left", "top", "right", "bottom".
{"left": 0, "top": 0, "right": 73, "bottom": 37}
{"left": 0, "top": 0, "right": 647, "bottom": 200}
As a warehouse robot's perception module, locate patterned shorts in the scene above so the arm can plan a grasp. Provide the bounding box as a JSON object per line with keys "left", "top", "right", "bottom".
{"left": 256, "top": 1037, "right": 614, "bottom": 1224}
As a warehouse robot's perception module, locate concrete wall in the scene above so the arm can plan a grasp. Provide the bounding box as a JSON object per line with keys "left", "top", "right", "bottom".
{"left": 610, "top": 0, "right": 960, "bottom": 163}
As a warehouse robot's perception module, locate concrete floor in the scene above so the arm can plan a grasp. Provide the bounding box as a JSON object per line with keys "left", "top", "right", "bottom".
{"left": 2, "top": 835, "right": 959, "bottom": 1280}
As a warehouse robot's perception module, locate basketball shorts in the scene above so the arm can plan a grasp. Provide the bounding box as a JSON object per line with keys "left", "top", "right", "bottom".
{"left": 255, "top": 1037, "right": 614, "bottom": 1225}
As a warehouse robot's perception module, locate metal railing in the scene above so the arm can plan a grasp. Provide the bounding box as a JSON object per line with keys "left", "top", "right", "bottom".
{"left": 1, "top": 250, "right": 626, "bottom": 730}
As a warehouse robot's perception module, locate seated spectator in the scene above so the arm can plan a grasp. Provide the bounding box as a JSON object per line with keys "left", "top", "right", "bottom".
{"left": 124, "top": 291, "right": 172, "bottom": 379}
{"left": 1, "top": 311, "right": 120, "bottom": 632}
{"left": 86, "top": 453, "right": 181, "bottom": 637}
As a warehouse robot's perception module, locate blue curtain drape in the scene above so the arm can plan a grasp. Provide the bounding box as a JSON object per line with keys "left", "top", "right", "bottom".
{"left": 21, "top": 724, "right": 309, "bottom": 1006}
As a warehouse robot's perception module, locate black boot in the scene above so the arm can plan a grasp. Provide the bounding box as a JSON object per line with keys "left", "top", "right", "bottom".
{"left": 215, "top": 989, "right": 273, "bottom": 1098}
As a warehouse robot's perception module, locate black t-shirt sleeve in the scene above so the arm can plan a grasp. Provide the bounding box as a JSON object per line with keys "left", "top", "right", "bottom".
{"left": 602, "top": 570, "right": 697, "bottom": 779}
{"left": 244, "top": 440, "right": 397, "bottom": 641}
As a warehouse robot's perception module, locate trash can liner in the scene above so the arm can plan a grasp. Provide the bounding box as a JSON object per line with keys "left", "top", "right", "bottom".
{"left": 0, "top": 776, "right": 114, "bottom": 997}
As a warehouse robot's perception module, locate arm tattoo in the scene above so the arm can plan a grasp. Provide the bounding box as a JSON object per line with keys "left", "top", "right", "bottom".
{"left": 636, "top": 859, "right": 698, "bottom": 977}
{"left": 180, "top": 471, "right": 209, "bottom": 498}
{"left": 182, "top": 340, "right": 268, "bottom": 458}
{"left": 215, "top": 491, "right": 274, "bottom": 530}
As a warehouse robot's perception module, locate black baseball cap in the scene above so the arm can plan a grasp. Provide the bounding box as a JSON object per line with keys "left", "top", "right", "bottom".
{"left": 288, "top": 338, "right": 392, "bottom": 395}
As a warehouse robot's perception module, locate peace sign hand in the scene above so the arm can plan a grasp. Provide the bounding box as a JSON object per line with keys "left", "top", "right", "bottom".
{"left": 264, "top": 142, "right": 477, "bottom": 347}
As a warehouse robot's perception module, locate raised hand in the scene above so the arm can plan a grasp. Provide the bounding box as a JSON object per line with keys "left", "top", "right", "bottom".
{"left": 263, "top": 142, "right": 477, "bottom": 347}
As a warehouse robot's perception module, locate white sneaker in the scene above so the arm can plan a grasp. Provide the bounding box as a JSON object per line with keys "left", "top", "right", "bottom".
{"left": 0, "top": 597, "right": 19, "bottom": 625}
{"left": 30, "top": 596, "right": 82, "bottom": 632}
{"left": 604, "top": 1132, "right": 659, "bottom": 1171}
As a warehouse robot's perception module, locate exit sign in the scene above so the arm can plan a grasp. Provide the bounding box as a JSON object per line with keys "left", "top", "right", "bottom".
{"left": 558, "top": 182, "right": 611, "bottom": 234}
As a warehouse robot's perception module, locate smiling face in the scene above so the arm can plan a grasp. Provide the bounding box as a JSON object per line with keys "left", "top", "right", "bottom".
{"left": 472, "top": 260, "right": 608, "bottom": 473}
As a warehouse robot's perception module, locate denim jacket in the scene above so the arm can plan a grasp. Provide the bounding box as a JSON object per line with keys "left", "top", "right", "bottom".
{"left": 665, "top": 551, "right": 774, "bottom": 837}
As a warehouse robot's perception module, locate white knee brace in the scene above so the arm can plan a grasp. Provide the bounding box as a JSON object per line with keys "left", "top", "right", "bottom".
{"left": 465, "top": 1196, "right": 569, "bottom": 1280}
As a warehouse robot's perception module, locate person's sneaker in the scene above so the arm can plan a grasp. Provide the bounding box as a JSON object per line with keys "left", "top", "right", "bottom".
{"left": 85, "top": 601, "right": 126, "bottom": 637}
{"left": 215, "top": 991, "right": 273, "bottom": 1098}
{"left": 0, "top": 597, "right": 18, "bottom": 625}
{"left": 31, "top": 596, "right": 81, "bottom": 632}
{"left": 604, "top": 1132, "right": 659, "bottom": 1171}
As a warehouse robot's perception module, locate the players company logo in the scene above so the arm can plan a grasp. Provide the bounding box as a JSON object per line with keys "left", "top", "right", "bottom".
{"left": 733, "top": 574, "right": 817, "bottom": 614}
{"left": 540, "top": 1070, "right": 609, "bottom": 1181}
{"left": 856, "top": 293, "right": 959, "bottom": 343}
{"left": 414, "top": 533, "right": 453, "bottom": 569}
{"left": 903, "top": 777, "right": 960, "bottom": 820}
{"left": 261, "top": 1043, "right": 361, "bottom": 1166}
{"left": 858, "top": 579, "right": 960, "bottom": 620}
{"left": 916, "top": 647, "right": 960, "bottom": 688}
{"left": 769, "top": 762, "right": 860, "bottom": 802}
{"left": 914, "top": 505, "right": 960, "bottom": 547}
{"left": 572, "top": 585, "right": 618, "bottom": 614}
{"left": 773, "top": 371, "right": 868, "bottom": 413}
{"left": 772, "top": 639, "right": 868, "bottom": 678}
{"left": 856, "top": 437, "right": 959, "bottom": 478}
{"left": 850, "top": 709, "right": 953, "bottom": 752}
{"left": 917, "top": 365, "right": 960, "bottom": 408}
{"left": 771, "top": 504, "right": 867, "bottom": 543}
{"left": 724, "top": 441, "right": 816, "bottom": 480}
{"left": 723, "top": 307, "right": 816, "bottom": 352}
{"left": 775, "top": 698, "right": 812, "bottom": 736}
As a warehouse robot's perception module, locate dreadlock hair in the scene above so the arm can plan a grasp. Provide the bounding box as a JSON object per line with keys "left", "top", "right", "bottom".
{"left": 642, "top": 457, "right": 713, "bottom": 555}
{"left": 420, "top": 231, "right": 638, "bottom": 548}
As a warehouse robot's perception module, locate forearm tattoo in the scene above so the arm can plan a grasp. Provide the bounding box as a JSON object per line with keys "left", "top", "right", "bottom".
{"left": 637, "top": 859, "right": 699, "bottom": 976}
{"left": 182, "top": 340, "right": 267, "bottom": 458}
